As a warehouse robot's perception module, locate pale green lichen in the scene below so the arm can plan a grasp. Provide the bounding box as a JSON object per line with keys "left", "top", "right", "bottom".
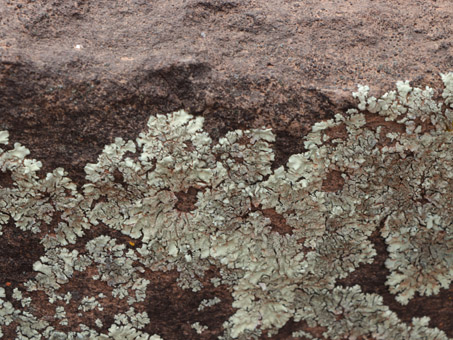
{"left": 198, "top": 296, "right": 221, "bottom": 311}
{"left": 191, "top": 321, "right": 208, "bottom": 334}
{"left": 1, "top": 74, "right": 453, "bottom": 339}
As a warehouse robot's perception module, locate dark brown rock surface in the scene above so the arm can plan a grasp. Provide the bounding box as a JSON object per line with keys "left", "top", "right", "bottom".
{"left": 1, "top": 0, "right": 452, "bottom": 339}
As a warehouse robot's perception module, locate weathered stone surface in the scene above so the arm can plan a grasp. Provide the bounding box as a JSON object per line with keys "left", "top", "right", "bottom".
{"left": 1, "top": 1, "right": 452, "bottom": 339}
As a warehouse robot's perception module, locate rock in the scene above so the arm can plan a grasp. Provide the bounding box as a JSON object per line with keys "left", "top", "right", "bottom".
{"left": 0, "top": 1, "right": 452, "bottom": 339}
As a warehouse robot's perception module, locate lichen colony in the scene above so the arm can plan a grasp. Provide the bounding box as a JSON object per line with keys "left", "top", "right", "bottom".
{"left": 1, "top": 74, "right": 452, "bottom": 339}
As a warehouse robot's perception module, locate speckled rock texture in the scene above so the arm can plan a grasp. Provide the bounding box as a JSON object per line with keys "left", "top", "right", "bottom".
{"left": 0, "top": 1, "right": 452, "bottom": 339}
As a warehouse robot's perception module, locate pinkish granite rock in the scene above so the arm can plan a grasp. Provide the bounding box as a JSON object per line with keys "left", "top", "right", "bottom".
{"left": 1, "top": 1, "right": 452, "bottom": 339}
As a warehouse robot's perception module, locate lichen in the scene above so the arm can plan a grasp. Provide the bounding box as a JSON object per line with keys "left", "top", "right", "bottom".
{"left": 1, "top": 74, "right": 453, "bottom": 339}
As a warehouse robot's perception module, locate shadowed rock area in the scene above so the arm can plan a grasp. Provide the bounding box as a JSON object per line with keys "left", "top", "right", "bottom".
{"left": 1, "top": 0, "right": 452, "bottom": 339}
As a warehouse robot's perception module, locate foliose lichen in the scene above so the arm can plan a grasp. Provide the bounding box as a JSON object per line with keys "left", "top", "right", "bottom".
{"left": 1, "top": 74, "right": 452, "bottom": 339}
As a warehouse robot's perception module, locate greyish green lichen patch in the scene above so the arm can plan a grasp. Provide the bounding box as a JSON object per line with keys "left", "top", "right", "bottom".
{"left": 1, "top": 74, "right": 453, "bottom": 339}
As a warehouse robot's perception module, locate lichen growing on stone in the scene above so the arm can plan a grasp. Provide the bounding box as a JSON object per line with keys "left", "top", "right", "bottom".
{"left": 1, "top": 74, "right": 452, "bottom": 339}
